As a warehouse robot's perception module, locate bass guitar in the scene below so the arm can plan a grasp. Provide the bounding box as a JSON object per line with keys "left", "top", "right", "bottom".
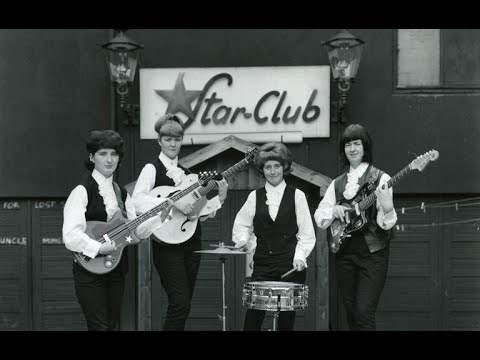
{"left": 150, "top": 148, "right": 258, "bottom": 244}
{"left": 72, "top": 173, "right": 216, "bottom": 274}
{"left": 327, "top": 149, "right": 439, "bottom": 254}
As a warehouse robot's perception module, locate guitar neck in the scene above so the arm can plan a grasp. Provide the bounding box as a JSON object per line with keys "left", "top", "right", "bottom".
{"left": 124, "top": 159, "right": 252, "bottom": 231}
{"left": 124, "top": 199, "right": 171, "bottom": 231}
{"left": 197, "top": 157, "right": 251, "bottom": 196}
{"left": 359, "top": 164, "right": 412, "bottom": 211}
{"left": 115, "top": 151, "right": 257, "bottom": 235}
{"left": 124, "top": 176, "right": 215, "bottom": 231}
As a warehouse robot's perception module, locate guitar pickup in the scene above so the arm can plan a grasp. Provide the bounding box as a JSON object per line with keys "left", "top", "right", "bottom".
{"left": 191, "top": 191, "right": 201, "bottom": 201}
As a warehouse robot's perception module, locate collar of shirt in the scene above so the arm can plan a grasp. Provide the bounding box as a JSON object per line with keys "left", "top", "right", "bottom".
{"left": 348, "top": 162, "right": 369, "bottom": 178}
{"left": 159, "top": 152, "right": 178, "bottom": 171}
{"left": 91, "top": 169, "right": 119, "bottom": 220}
{"left": 92, "top": 169, "right": 113, "bottom": 186}
{"left": 265, "top": 179, "right": 286, "bottom": 197}
{"left": 343, "top": 162, "right": 369, "bottom": 200}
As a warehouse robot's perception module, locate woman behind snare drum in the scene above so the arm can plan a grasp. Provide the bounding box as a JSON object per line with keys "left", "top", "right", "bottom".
{"left": 232, "top": 142, "right": 316, "bottom": 331}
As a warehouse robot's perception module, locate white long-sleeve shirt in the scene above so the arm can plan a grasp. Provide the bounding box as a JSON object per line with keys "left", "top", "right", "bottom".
{"left": 63, "top": 169, "right": 164, "bottom": 259}
{"left": 314, "top": 163, "right": 397, "bottom": 230}
{"left": 232, "top": 180, "right": 316, "bottom": 266}
{"left": 132, "top": 152, "right": 222, "bottom": 226}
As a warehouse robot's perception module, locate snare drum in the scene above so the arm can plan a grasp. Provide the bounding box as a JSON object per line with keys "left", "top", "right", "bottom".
{"left": 242, "top": 281, "right": 308, "bottom": 311}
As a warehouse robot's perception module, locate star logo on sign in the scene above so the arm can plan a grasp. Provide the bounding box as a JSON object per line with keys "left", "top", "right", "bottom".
{"left": 126, "top": 236, "right": 133, "bottom": 243}
{"left": 155, "top": 72, "right": 202, "bottom": 120}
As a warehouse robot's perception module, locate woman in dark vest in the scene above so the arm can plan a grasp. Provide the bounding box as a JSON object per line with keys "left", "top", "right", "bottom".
{"left": 314, "top": 124, "right": 398, "bottom": 331}
{"left": 132, "top": 114, "right": 228, "bottom": 331}
{"left": 232, "top": 142, "right": 316, "bottom": 331}
{"left": 63, "top": 130, "right": 170, "bottom": 331}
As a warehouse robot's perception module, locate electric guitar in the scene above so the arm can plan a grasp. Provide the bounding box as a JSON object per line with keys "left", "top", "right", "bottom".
{"left": 72, "top": 173, "right": 216, "bottom": 274}
{"left": 327, "top": 150, "right": 439, "bottom": 254}
{"left": 150, "top": 148, "right": 258, "bottom": 245}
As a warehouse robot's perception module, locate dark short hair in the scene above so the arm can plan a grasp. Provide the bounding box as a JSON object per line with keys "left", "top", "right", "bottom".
{"left": 84, "top": 130, "right": 125, "bottom": 171}
{"left": 339, "top": 123, "right": 373, "bottom": 166}
{"left": 154, "top": 113, "right": 185, "bottom": 138}
{"left": 254, "top": 142, "right": 293, "bottom": 177}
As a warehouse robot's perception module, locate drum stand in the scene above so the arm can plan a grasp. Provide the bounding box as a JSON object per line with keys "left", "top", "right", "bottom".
{"left": 271, "top": 295, "right": 282, "bottom": 331}
{"left": 219, "top": 255, "right": 227, "bottom": 331}
{"left": 195, "top": 243, "right": 249, "bottom": 331}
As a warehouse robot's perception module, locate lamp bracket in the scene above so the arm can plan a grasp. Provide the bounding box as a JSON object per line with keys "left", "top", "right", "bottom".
{"left": 120, "top": 103, "right": 139, "bottom": 127}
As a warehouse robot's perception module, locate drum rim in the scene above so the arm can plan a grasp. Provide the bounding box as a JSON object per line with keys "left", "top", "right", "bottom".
{"left": 245, "top": 281, "right": 305, "bottom": 286}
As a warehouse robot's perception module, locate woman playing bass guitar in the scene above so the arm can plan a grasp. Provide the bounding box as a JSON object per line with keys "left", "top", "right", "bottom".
{"left": 63, "top": 130, "right": 171, "bottom": 330}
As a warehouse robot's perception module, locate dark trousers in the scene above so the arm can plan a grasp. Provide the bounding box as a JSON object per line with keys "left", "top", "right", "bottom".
{"left": 335, "top": 237, "right": 389, "bottom": 331}
{"left": 152, "top": 241, "right": 201, "bottom": 331}
{"left": 244, "top": 259, "right": 306, "bottom": 331}
{"left": 72, "top": 261, "right": 126, "bottom": 331}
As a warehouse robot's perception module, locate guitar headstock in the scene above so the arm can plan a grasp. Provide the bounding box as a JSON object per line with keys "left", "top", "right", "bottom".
{"left": 410, "top": 149, "right": 439, "bottom": 172}
{"left": 199, "top": 171, "right": 219, "bottom": 183}
{"left": 245, "top": 148, "right": 259, "bottom": 163}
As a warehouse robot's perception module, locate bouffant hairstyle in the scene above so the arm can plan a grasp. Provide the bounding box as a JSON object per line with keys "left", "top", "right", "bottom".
{"left": 154, "top": 113, "right": 185, "bottom": 138}
{"left": 254, "top": 142, "right": 293, "bottom": 177}
{"left": 339, "top": 123, "right": 373, "bottom": 166}
{"left": 84, "top": 130, "right": 125, "bottom": 171}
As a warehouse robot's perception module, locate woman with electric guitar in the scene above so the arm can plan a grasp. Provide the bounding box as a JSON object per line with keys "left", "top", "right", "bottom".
{"left": 314, "top": 124, "right": 398, "bottom": 331}
{"left": 63, "top": 130, "right": 172, "bottom": 331}
{"left": 132, "top": 114, "right": 229, "bottom": 331}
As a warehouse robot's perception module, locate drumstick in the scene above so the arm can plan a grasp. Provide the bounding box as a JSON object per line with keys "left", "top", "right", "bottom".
{"left": 281, "top": 268, "right": 297, "bottom": 279}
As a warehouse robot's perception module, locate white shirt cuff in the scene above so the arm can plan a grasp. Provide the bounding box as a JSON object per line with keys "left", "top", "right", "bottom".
{"left": 84, "top": 239, "right": 101, "bottom": 259}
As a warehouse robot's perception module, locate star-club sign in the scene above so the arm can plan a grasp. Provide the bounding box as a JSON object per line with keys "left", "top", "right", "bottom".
{"left": 140, "top": 66, "right": 330, "bottom": 142}
{"left": 126, "top": 236, "right": 133, "bottom": 243}
{"left": 154, "top": 72, "right": 202, "bottom": 121}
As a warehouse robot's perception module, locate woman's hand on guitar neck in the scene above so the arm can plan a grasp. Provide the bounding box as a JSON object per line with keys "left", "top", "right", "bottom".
{"left": 205, "top": 178, "right": 229, "bottom": 203}
{"left": 216, "top": 179, "right": 228, "bottom": 203}
{"left": 375, "top": 184, "right": 394, "bottom": 214}
{"left": 159, "top": 199, "right": 174, "bottom": 222}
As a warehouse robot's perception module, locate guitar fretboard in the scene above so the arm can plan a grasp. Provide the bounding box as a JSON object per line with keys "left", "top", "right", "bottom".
{"left": 116, "top": 176, "right": 217, "bottom": 237}
{"left": 358, "top": 164, "right": 412, "bottom": 211}
{"left": 197, "top": 157, "right": 252, "bottom": 196}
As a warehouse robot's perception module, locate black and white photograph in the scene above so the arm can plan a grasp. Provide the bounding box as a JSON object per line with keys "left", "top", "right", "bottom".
{"left": 0, "top": 29, "right": 477, "bottom": 333}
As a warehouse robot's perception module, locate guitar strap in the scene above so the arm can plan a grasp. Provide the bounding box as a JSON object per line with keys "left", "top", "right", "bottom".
{"left": 113, "top": 182, "right": 128, "bottom": 218}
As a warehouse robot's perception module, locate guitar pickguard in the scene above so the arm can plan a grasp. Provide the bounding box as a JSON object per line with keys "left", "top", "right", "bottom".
{"left": 344, "top": 211, "right": 368, "bottom": 234}
{"left": 327, "top": 183, "right": 373, "bottom": 254}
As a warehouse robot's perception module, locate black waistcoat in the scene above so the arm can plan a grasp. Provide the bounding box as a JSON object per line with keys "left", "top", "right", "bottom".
{"left": 253, "top": 184, "right": 298, "bottom": 264}
{"left": 334, "top": 165, "right": 394, "bottom": 253}
{"left": 150, "top": 158, "right": 202, "bottom": 250}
